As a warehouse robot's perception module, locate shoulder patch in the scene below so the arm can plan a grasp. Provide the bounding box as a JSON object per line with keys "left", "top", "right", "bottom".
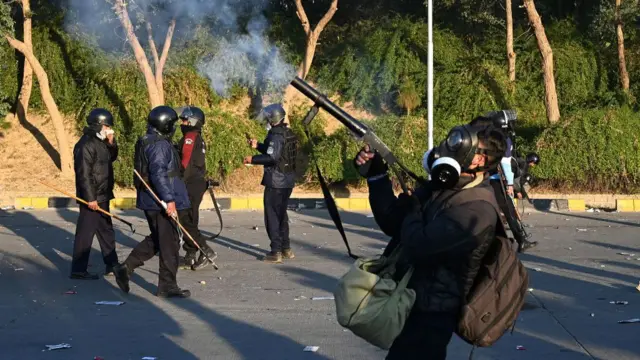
{"left": 185, "top": 138, "right": 194, "bottom": 145}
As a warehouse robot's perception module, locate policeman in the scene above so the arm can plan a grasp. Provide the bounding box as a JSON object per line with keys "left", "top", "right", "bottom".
{"left": 176, "top": 106, "right": 217, "bottom": 270}
{"left": 469, "top": 112, "right": 537, "bottom": 253}
{"left": 113, "top": 106, "right": 191, "bottom": 298}
{"left": 245, "top": 104, "right": 298, "bottom": 264}
{"left": 70, "top": 108, "right": 119, "bottom": 280}
{"left": 358, "top": 123, "right": 507, "bottom": 360}
{"left": 513, "top": 152, "right": 540, "bottom": 200}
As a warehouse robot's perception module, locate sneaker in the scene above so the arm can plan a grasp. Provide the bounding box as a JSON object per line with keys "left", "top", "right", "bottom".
{"left": 179, "top": 252, "right": 198, "bottom": 270}
{"left": 282, "top": 248, "right": 295, "bottom": 259}
{"left": 262, "top": 251, "right": 283, "bottom": 264}
{"left": 191, "top": 247, "right": 218, "bottom": 271}
{"left": 113, "top": 263, "right": 132, "bottom": 293}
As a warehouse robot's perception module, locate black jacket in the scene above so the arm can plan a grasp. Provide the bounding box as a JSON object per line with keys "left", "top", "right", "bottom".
{"left": 369, "top": 175, "right": 498, "bottom": 314}
{"left": 73, "top": 127, "right": 118, "bottom": 203}
{"left": 251, "top": 124, "right": 295, "bottom": 189}
{"left": 177, "top": 129, "right": 206, "bottom": 185}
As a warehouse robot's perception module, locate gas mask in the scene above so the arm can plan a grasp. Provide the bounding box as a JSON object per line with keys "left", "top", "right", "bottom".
{"left": 424, "top": 125, "right": 505, "bottom": 188}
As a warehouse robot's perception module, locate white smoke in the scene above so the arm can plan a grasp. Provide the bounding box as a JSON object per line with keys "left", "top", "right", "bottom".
{"left": 65, "top": 0, "right": 296, "bottom": 99}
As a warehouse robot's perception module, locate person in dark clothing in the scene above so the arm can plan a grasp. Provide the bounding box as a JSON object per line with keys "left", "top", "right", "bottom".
{"left": 470, "top": 112, "right": 537, "bottom": 253}
{"left": 513, "top": 152, "right": 539, "bottom": 200}
{"left": 355, "top": 123, "right": 507, "bottom": 360}
{"left": 113, "top": 106, "right": 191, "bottom": 298}
{"left": 70, "top": 108, "right": 119, "bottom": 280}
{"left": 245, "top": 103, "right": 298, "bottom": 264}
{"left": 176, "top": 106, "right": 217, "bottom": 271}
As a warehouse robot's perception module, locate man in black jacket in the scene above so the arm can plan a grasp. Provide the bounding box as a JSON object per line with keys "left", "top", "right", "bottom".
{"left": 176, "top": 106, "right": 217, "bottom": 271}
{"left": 70, "top": 108, "right": 119, "bottom": 280}
{"left": 245, "top": 104, "right": 298, "bottom": 264}
{"left": 355, "top": 123, "right": 506, "bottom": 360}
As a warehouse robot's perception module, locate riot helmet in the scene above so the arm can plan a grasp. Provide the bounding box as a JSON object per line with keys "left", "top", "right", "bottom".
{"left": 87, "top": 108, "right": 114, "bottom": 131}
{"left": 426, "top": 124, "right": 506, "bottom": 188}
{"left": 148, "top": 106, "right": 179, "bottom": 136}
{"left": 526, "top": 152, "right": 540, "bottom": 165}
{"left": 179, "top": 106, "right": 205, "bottom": 129}
{"left": 259, "top": 103, "right": 286, "bottom": 126}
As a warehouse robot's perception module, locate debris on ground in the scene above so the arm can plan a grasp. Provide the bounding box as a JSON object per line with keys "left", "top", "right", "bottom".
{"left": 294, "top": 296, "right": 307, "bottom": 301}
{"left": 1, "top": 206, "right": 15, "bottom": 210}
{"left": 44, "top": 343, "right": 71, "bottom": 351}
{"left": 252, "top": 226, "right": 259, "bottom": 230}
{"left": 303, "top": 346, "right": 319, "bottom": 352}
{"left": 95, "top": 301, "right": 125, "bottom": 306}
{"left": 610, "top": 301, "right": 629, "bottom": 305}
{"left": 94, "top": 357, "right": 104, "bottom": 360}
{"left": 199, "top": 281, "right": 206, "bottom": 285}
{"left": 618, "top": 318, "right": 640, "bottom": 324}
{"left": 312, "top": 296, "right": 334, "bottom": 300}
{"left": 64, "top": 290, "right": 77, "bottom": 295}
{"left": 618, "top": 252, "right": 636, "bottom": 256}
{"left": 590, "top": 313, "right": 595, "bottom": 317}
{"left": 577, "top": 228, "right": 588, "bottom": 232}
{"left": 142, "top": 357, "right": 157, "bottom": 360}
{"left": 516, "top": 345, "right": 526, "bottom": 350}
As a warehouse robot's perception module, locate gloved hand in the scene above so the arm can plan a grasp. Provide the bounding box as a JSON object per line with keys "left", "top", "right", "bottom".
{"left": 397, "top": 192, "right": 421, "bottom": 215}
{"left": 353, "top": 145, "right": 388, "bottom": 179}
{"left": 206, "top": 179, "right": 220, "bottom": 189}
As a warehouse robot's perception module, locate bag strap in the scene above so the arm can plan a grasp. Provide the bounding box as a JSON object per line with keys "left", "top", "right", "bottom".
{"left": 304, "top": 126, "right": 358, "bottom": 260}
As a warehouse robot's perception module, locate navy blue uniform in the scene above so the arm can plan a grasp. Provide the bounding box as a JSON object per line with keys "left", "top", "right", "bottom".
{"left": 251, "top": 124, "right": 296, "bottom": 253}
{"left": 124, "top": 128, "right": 191, "bottom": 292}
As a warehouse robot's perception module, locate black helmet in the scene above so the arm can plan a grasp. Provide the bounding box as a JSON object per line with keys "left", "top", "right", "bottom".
{"left": 526, "top": 152, "right": 540, "bottom": 165}
{"left": 87, "top": 108, "right": 114, "bottom": 127}
{"left": 179, "top": 106, "right": 205, "bottom": 129}
{"left": 148, "top": 106, "right": 179, "bottom": 135}
{"left": 259, "top": 103, "right": 286, "bottom": 126}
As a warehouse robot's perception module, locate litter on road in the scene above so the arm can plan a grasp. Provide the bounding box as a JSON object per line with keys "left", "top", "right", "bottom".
{"left": 312, "top": 296, "right": 334, "bottom": 300}
{"left": 303, "top": 346, "right": 319, "bottom": 352}
{"left": 95, "top": 301, "right": 125, "bottom": 306}
{"left": 618, "top": 318, "right": 640, "bottom": 324}
{"left": 610, "top": 301, "right": 629, "bottom": 305}
{"left": 44, "top": 343, "right": 71, "bottom": 351}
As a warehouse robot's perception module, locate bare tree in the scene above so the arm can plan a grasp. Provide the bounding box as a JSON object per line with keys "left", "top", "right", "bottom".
{"left": 506, "top": 0, "right": 516, "bottom": 83}
{"left": 282, "top": 0, "right": 338, "bottom": 116}
{"left": 615, "top": 0, "right": 630, "bottom": 93}
{"left": 6, "top": 35, "right": 72, "bottom": 177}
{"left": 16, "top": 0, "right": 32, "bottom": 118}
{"left": 112, "top": 0, "right": 176, "bottom": 108}
{"left": 523, "top": 0, "right": 560, "bottom": 123}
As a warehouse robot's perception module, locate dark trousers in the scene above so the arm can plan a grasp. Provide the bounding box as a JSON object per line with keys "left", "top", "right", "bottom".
{"left": 182, "top": 180, "right": 208, "bottom": 253}
{"left": 124, "top": 210, "right": 179, "bottom": 291}
{"left": 386, "top": 310, "right": 457, "bottom": 360}
{"left": 263, "top": 187, "right": 293, "bottom": 252}
{"left": 490, "top": 179, "right": 526, "bottom": 245}
{"left": 71, "top": 202, "right": 118, "bottom": 273}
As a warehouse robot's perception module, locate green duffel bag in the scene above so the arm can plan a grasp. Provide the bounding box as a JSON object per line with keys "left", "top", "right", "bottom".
{"left": 333, "top": 246, "right": 416, "bottom": 350}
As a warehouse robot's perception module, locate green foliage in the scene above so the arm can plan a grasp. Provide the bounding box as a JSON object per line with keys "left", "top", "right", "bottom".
{"left": 0, "top": 0, "right": 16, "bottom": 122}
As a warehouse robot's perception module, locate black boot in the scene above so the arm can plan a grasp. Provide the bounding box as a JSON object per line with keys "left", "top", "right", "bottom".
{"left": 179, "top": 251, "right": 198, "bottom": 270}
{"left": 157, "top": 287, "right": 191, "bottom": 298}
{"left": 113, "top": 263, "right": 132, "bottom": 294}
{"left": 518, "top": 239, "right": 538, "bottom": 253}
{"left": 69, "top": 271, "right": 99, "bottom": 280}
{"left": 191, "top": 246, "right": 218, "bottom": 271}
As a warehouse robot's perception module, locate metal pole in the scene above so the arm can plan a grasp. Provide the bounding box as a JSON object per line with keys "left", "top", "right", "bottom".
{"left": 427, "top": 0, "right": 434, "bottom": 150}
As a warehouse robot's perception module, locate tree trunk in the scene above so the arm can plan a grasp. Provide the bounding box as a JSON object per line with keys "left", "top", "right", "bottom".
{"left": 615, "top": 0, "right": 630, "bottom": 92}
{"left": 506, "top": 0, "right": 516, "bottom": 83}
{"left": 17, "top": 0, "right": 33, "bottom": 118}
{"left": 282, "top": 0, "right": 339, "bottom": 118}
{"left": 113, "top": 0, "right": 162, "bottom": 108}
{"left": 6, "top": 36, "right": 72, "bottom": 177}
{"left": 523, "top": 0, "right": 560, "bottom": 123}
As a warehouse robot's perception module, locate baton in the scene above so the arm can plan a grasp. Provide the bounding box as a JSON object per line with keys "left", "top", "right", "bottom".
{"left": 38, "top": 180, "right": 136, "bottom": 233}
{"left": 133, "top": 170, "right": 218, "bottom": 269}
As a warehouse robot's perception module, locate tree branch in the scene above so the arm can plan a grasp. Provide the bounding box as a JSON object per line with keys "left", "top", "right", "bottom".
{"left": 313, "top": 0, "right": 339, "bottom": 36}
{"left": 155, "top": 18, "right": 176, "bottom": 105}
{"left": 294, "top": 0, "right": 311, "bottom": 36}
{"left": 112, "top": 0, "right": 161, "bottom": 107}
{"left": 146, "top": 21, "right": 159, "bottom": 70}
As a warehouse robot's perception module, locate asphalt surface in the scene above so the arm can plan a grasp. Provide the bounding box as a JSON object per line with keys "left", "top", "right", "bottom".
{"left": 0, "top": 207, "right": 639, "bottom": 360}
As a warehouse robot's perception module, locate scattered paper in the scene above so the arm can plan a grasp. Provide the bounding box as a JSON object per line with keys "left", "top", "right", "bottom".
{"left": 14, "top": 268, "right": 24, "bottom": 271}
{"left": 312, "top": 296, "right": 334, "bottom": 300}
{"left": 516, "top": 345, "right": 526, "bottom": 350}
{"left": 610, "top": 301, "right": 628, "bottom": 305}
{"left": 577, "top": 228, "right": 588, "bottom": 232}
{"left": 142, "top": 357, "right": 157, "bottom": 360}
{"left": 532, "top": 268, "right": 542, "bottom": 272}
{"left": 294, "top": 296, "right": 307, "bottom": 301}
{"left": 303, "top": 346, "right": 319, "bottom": 352}
{"left": 366, "top": 214, "right": 374, "bottom": 218}
{"left": 95, "top": 301, "right": 125, "bottom": 306}
{"left": 618, "top": 318, "right": 640, "bottom": 324}
{"left": 45, "top": 343, "right": 71, "bottom": 351}
{"left": 64, "top": 290, "right": 77, "bottom": 295}
{"left": 199, "top": 281, "right": 206, "bottom": 285}
{"left": 1, "top": 206, "right": 14, "bottom": 210}
{"left": 590, "top": 313, "right": 595, "bottom": 317}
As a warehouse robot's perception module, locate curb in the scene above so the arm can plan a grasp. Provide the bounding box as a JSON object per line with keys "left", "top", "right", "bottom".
{"left": 5, "top": 196, "right": 620, "bottom": 213}
{"left": 10, "top": 196, "right": 374, "bottom": 212}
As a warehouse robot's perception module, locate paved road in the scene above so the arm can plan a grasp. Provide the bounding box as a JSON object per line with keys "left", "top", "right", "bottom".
{"left": 0, "top": 207, "right": 639, "bottom": 360}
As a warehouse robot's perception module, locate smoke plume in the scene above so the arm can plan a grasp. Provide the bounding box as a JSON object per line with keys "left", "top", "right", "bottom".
{"left": 65, "top": 0, "right": 296, "bottom": 100}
